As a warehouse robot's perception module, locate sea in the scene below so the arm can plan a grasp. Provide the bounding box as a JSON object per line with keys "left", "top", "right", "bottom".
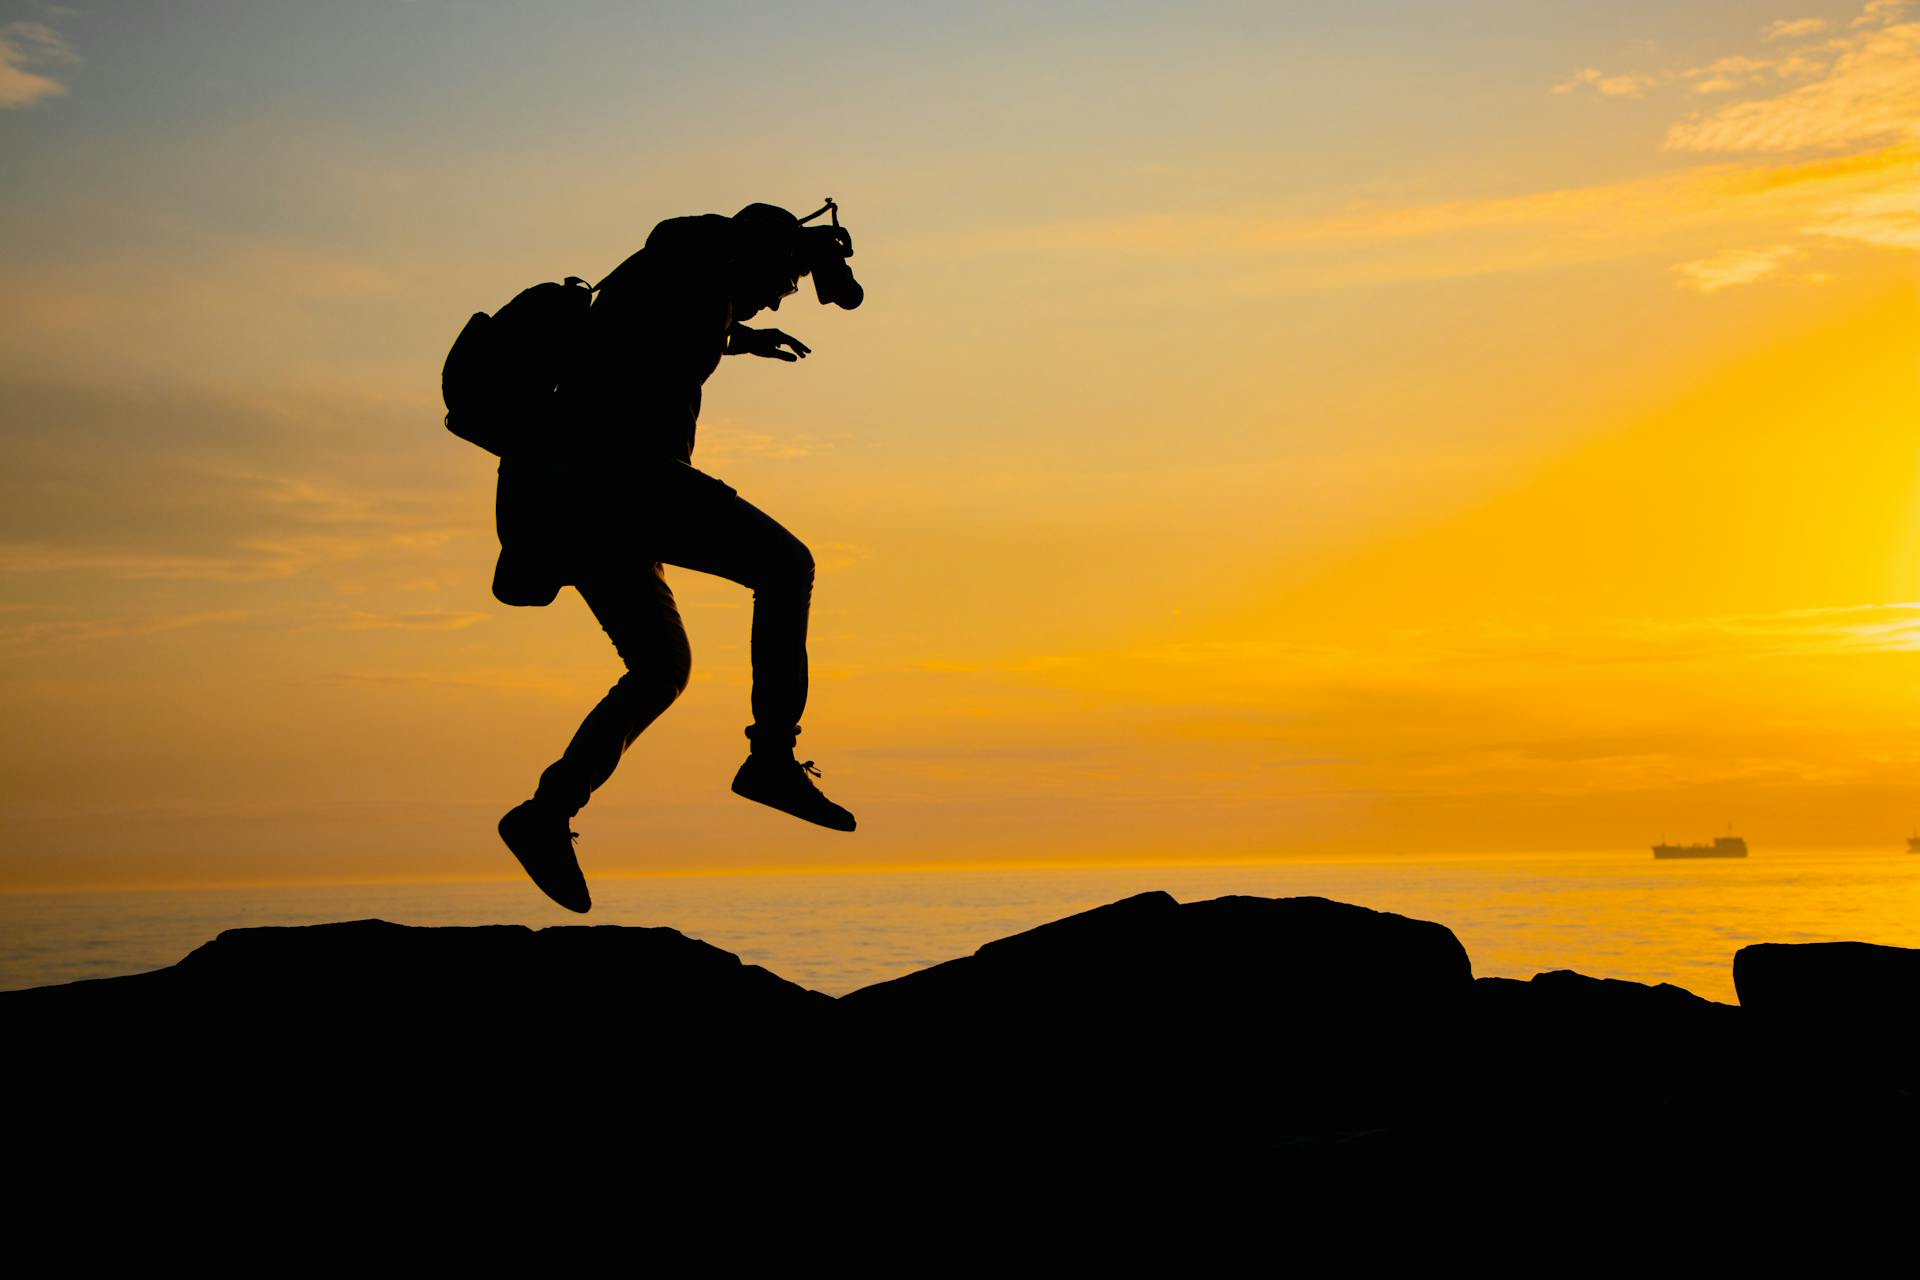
{"left": 4, "top": 847, "right": 1917, "bottom": 1004}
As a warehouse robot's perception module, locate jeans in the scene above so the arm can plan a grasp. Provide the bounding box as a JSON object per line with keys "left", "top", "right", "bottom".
{"left": 533, "top": 461, "right": 815, "bottom": 817}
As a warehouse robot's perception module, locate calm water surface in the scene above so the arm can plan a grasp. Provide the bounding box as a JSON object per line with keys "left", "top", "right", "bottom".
{"left": 4, "top": 848, "right": 1917, "bottom": 1003}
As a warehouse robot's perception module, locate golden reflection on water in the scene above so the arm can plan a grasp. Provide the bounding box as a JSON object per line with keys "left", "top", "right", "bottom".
{"left": 4, "top": 848, "right": 1916, "bottom": 1004}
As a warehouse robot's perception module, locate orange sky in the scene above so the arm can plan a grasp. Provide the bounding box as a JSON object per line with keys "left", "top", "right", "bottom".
{"left": 2, "top": 2, "right": 1918, "bottom": 890}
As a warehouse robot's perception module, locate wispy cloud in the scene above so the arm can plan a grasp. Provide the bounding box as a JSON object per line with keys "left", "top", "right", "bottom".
{"left": 339, "top": 609, "right": 489, "bottom": 631}
{"left": 1527, "top": 4, "right": 1920, "bottom": 285}
{"left": 1764, "top": 18, "right": 1829, "bottom": 41}
{"left": 916, "top": 4, "right": 1920, "bottom": 297}
{"left": 1667, "top": 19, "right": 1920, "bottom": 152}
{"left": 1545, "top": 3, "right": 1919, "bottom": 147}
{"left": 1684, "top": 54, "right": 1778, "bottom": 95}
{"left": 1804, "top": 180, "right": 1920, "bottom": 246}
{"left": 0, "top": 609, "right": 250, "bottom": 654}
{"left": 0, "top": 20, "right": 75, "bottom": 109}
{"left": 1614, "top": 602, "right": 1920, "bottom": 657}
{"left": 1855, "top": 0, "right": 1912, "bottom": 27}
{"left": 0, "top": 542, "right": 310, "bottom": 581}
{"left": 1672, "top": 244, "right": 1799, "bottom": 291}
{"left": 0, "top": 374, "right": 481, "bottom": 596}
{"left": 693, "top": 420, "right": 819, "bottom": 464}
{"left": 941, "top": 143, "right": 1920, "bottom": 292}
{"left": 1553, "top": 67, "right": 1661, "bottom": 99}
{"left": 309, "top": 667, "right": 590, "bottom": 698}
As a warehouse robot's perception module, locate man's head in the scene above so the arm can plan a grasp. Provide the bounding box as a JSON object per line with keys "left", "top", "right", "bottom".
{"left": 728, "top": 201, "right": 865, "bottom": 319}
{"left": 729, "top": 203, "right": 805, "bottom": 320}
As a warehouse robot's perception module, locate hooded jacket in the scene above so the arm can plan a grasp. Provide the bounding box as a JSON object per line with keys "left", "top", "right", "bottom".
{"left": 492, "top": 214, "right": 752, "bottom": 606}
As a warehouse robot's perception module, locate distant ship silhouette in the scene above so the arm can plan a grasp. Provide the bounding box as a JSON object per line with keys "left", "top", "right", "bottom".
{"left": 1908, "top": 833, "right": 1919, "bottom": 854}
{"left": 1653, "top": 835, "right": 1748, "bottom": 859}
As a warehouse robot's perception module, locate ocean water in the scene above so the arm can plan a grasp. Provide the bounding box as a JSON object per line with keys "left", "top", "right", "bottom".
{"left": 4, "top": 848, "right": 1917, "bottom": 1003}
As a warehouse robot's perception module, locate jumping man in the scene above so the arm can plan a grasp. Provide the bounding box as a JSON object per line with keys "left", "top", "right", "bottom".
{"left": 495, "top": 200, "right": 864, "bottom": 912}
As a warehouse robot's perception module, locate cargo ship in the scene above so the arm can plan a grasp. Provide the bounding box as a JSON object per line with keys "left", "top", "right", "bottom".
{"left": 1909, "top": 834, "right": 1920, "bottom": 854}
{"left": 1653, "top": 835, "right": 1748, "bottom": 859}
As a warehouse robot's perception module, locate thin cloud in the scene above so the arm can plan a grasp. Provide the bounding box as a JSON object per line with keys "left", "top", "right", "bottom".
{"left": 1672, "top": 244, "right": 1799, "bottom": 291}
{"left": 340, "top": 609, "right": 489, "bottom": 631}
{"left": 693, "top": 421, "right": 817, "bottom": 464}
{"left": 1773, "top": 53, "right": 1832, "bottom": 78}
{"left": 0, "top": 610, "right": 250, "bottom": 654}
{"left": 1666, "top": 18, "right": 1920, "bottom": 152}
{"left": 310, "top": 667, "right": 590, "bottom": 698}
{"left": 1684, "top": 54, "right": 1778, "bottom": 95}
{"left": 1764, "top": 18, "right": 1829, "bottom": 41}
{"left": 0, "top": 20, "right": 75, "bottom": 108}
{"left": 1855, "top": 0, "right": 1912, "bottom": 27}
{"left": 0, "top": 542, "right": 309, "bottom": 581}
{"left": 1552, "top": 67, "right": 1662, "bottom": 98}
{"left": 949, "top": 144, "right": 1920, "bottom": 291}
{"left": 1617, "top": 602, "right": 1920, "bottom": 656}
{"left": 1548, "top": 4, "right": 1912, "bottom": 130}
{"left": 1804, "top": 181, "right": 1920, "bottom": 247}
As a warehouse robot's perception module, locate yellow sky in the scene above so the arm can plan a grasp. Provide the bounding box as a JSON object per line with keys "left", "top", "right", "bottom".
{"left": 2, "top": 2, "right": 1918, "bottom": 889}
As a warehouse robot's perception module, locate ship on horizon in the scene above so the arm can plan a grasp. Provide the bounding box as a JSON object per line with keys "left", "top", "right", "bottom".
{"left": 1653, "top": 835, "right": 1748, "bottom": 859}
{"left": 1909, "top": 833, "right": 1919, "bottom": 854}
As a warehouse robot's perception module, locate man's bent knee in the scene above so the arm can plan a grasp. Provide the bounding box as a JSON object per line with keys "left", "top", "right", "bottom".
{"left": 609, "top": 648, "right": 690, "bottom": 711}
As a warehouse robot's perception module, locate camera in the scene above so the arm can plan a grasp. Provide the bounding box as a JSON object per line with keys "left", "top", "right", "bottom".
{"left": 796, "top": 200, "right": 864, "bottom": 310}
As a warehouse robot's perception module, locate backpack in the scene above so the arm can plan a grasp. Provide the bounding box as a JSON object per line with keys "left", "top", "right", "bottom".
{"left": 441, "top": 276, "right": 596, "bottom": 457}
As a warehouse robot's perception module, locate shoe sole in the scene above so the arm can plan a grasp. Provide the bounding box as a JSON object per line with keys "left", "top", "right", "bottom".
{"left": 730, "top": 781, "right": 857, "bottom": 832}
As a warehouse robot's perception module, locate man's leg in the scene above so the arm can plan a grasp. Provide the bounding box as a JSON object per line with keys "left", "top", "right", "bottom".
{"left": 533, "top": 562, "right": 692, "bottom": 817}
{"left": 649, "top": 464, "right": 853, "bottom": 831}
{"left": 501, "top": 561, "right": 691, "bottom": 912}
{"left": 649, "top": 465, "right": 813, "bottom": 753}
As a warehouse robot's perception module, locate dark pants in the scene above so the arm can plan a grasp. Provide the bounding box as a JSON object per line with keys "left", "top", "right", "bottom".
{"left": 533, "top": 461, "right": 815, "bottom": 818}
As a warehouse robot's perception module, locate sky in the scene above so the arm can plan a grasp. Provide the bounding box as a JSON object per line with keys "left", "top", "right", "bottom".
{"left": 2, "top": 1, "right": 1918, "bottom": 890}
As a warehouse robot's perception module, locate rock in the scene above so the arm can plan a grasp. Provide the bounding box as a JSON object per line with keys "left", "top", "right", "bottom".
{"left": 7, "top": 917, "right": 829, "bottom": 1023}
{"left": 1734, "top": 940, "right": 1919, "bottom": 1071}
{"left": 1466, "top": 970, "right": 1742, "bottom": 1099}
{"left": 838, "top": 893, "right": 1474, "bottom": 1135}
{"left": 1734, "top": 941, "right": 1920, "bottom": 1019}
{"left": 8, "top": 895, "right": 1913, "bottom": 1188}
{"left": 3, "top": 918, "right": 836, "bottom": 1125}
{"left": 841, "top": 892, "right": 1472, "bottom": 1024}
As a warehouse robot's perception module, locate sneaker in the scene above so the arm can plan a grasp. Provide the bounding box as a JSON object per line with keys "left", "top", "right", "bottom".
{"left": 731, "top": 754, "right": 857, "bottom": 832}
{"left": 498, "top": 799, "right": 592, "bottom": 913}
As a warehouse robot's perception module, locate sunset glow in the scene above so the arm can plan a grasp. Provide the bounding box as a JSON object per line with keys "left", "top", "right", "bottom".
{"left": 4, "top": 1, "right": 1918, "bottom": 891}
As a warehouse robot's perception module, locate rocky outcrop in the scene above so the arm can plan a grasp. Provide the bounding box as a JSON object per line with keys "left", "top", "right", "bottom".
{"left": 1734, "top": 940, "right": 1920, "bottom": 1019}
{"left": 6, "top": 916, "right": 829, "bottom": 1024}
{"left": 4, "top": 893, "right": 1914, "bottom": 1191}
{"left": 838, "top": 893, "right": 1476, "bottom": 1134}
{"left": 841, "top": 891, "right": 1472, "bottom": 1022}
{"left": 1734, "top": 940, "right": 1919, "bottom": 1081}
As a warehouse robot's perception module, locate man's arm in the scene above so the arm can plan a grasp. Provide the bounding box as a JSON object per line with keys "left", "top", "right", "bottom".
{"left": 726, "top": 323, "right": 811, "bottom": 362}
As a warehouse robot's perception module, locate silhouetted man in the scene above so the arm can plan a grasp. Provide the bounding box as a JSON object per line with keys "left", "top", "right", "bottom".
{"left": 497, "top": 201, "right": 863, "bottom": 912}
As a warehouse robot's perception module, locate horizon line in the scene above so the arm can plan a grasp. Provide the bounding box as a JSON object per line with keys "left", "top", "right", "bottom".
{"left": 2, "top": 843, "right": 1910, "bottom": 897}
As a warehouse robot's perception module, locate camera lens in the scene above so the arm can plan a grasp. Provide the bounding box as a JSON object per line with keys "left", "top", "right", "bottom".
{"left": 812, "top": 259, "right": 863, "bottom": 309}
{"left": 800, "top": 225, "right": 863, "bottom": 309}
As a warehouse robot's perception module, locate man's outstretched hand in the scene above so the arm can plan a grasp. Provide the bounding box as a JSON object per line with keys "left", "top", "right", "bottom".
{"left": 729, "top": 325, "right": 811, "bottom": 361}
